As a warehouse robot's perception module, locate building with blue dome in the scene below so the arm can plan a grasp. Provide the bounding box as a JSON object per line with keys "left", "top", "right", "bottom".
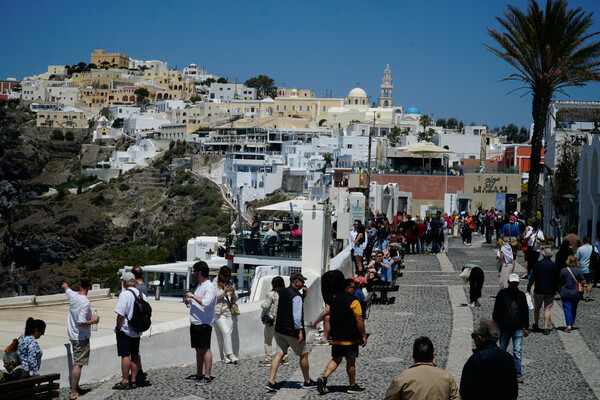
{"left": 405, "top": 107, "right": 421, "bottom": 115}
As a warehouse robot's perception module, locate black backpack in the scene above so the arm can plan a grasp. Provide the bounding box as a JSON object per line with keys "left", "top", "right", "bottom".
{"left": 126, "top": 289, "right": 152, "bottom": 333}
{"left": 590, "top": 249, "right": 600, "bottom": 271}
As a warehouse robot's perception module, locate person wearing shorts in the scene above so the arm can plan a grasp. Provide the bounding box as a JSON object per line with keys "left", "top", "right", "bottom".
{"left": 267, "top": 272, "right": 314, "bottom": 391}
{"left": 185, "top": 261, "right": 217, "bottom": 386}
{"left": 526, "top": 248, "right": 558, "bottom": 335}
{"left": 317, "top": 278, "right": 367, "bottom": 395}
{"left": 62, "top": 277, "right": 99, "bottom": 400}
{"left": 113, "top": 272, "right": 147, "bottom": 390}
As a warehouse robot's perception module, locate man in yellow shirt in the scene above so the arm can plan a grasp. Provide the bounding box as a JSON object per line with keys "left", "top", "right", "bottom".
{"left": 317, "top": 279, "right": 367, "bottom": 395}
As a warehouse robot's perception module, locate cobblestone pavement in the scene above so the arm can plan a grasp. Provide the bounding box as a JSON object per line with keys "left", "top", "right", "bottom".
{"left": 60, "top": 234, "right": 600, "bottom": 399}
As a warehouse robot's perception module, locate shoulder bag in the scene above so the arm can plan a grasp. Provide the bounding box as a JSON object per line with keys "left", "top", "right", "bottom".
{"left": 261, "top": 292, "right": 277, "bottom": 326}
{"left": 5, "top": 338, "right": 18, "bottom": 353}
{"left": 567, "top": 267, "right": 585, "bottom": 295}
{"left": 225, "top": 294, "right": 241, "bottom": 317}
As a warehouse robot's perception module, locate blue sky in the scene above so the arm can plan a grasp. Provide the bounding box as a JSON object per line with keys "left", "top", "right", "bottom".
{"left": 2, "top": 0, "right": 599, "bottom": 129}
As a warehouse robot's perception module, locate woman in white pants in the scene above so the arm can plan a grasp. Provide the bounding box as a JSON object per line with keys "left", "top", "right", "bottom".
{"left": 497, "top": 238, "right": 514, "bottom": 290}
{"left": 259, "top": 276, "right": 286, "bottom": 366}
{"left": 213, "top": 266, "right": 239, "bottom": 364}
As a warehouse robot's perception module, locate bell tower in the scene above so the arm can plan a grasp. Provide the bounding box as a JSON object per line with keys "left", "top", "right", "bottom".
{"left": 380, "top": 64, "right": 393, "bottom": 108}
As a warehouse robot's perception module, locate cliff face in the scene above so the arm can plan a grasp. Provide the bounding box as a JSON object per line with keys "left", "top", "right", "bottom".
{"left": 0, "top": 101, "right": 231, "bottom": 296}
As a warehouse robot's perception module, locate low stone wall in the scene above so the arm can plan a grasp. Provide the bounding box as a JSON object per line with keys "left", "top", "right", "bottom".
{"left": 39, "top": 300, "right": 266, "bottom": 386}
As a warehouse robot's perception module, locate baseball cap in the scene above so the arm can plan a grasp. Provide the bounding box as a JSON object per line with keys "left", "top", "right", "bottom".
{"left": 508, "top": 273, "right": 520, "bottom": 283}
{"left": 122, "top": 272, "right": 136, "bottom": 285}
{"left": 510, "top": 215, "right": 516, "bottom": 221}
{"left": 290, "top": 272, "right": 307, "bottom": 282}
{"left": 348, "top": 276, "right": 357, "bottom": 283}
{"left": 356, "top": 276, "right": 368, "bottom": 285}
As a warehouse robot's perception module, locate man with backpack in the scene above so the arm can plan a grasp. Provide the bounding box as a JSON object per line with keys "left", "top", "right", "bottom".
{"left": 113, "top": 272, "right": 150, "bottom": 390}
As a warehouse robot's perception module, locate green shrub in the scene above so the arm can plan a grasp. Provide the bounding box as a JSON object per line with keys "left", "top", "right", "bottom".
{"left": 119, "top": 183, "right": 130, "bottom": 192}
{"left": 65, "top": 131, "right": 75, "bottom": 141}
{"left": 52, "top": 129, "right": 64, "bottom": 140}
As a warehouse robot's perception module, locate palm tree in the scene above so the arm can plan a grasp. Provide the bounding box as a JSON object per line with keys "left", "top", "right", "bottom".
{"left": 419, "top": 114, "right": 431, "bottom": 138}
{"left": 487, "top": 0, "right": 600, "bottom": 218}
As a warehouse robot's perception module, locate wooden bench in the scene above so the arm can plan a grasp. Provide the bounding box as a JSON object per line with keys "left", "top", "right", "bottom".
{"left": 371, "top": 284, "right": 399, "bottom": 305}
{"left": 0, "top": 373, "right": 60, "bottom": 400}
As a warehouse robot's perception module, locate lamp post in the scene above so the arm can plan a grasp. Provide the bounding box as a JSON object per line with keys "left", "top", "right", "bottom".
{"left": 366, "top": 111, "right": 380, "bottom": 217}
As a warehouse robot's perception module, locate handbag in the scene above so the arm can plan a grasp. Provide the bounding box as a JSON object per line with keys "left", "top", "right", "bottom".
{"left": 567, "top": 267, "right": 585, "bottom": 295}
{"left": 225, "top": 294, "right": 241, "bottom": 316}
{"left": 261, "top": 291, "right": 277, "bottom": 326}
{"left": 5, "top": 338, "right": 18, "bottom": 352}
{"left": 261, "top": 314, "right": 274, "bottom": 326}
{"left": 229, "top": 302, "right": 241, "bottom": 316}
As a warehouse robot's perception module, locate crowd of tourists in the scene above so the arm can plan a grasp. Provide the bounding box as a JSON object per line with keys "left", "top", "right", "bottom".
{"left": 3, "top": 206, "right": 599, "bottom": 399}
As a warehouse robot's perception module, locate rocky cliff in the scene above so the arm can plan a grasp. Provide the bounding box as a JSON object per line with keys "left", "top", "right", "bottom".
{"left": 0, "top": 100, "right": 231, "bottom": 296}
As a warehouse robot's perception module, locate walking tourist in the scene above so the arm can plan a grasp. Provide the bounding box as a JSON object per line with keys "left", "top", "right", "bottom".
{"left": 317, "top": 278, "right": 367, "bottom": 395}
{"left": 497, "top": 239, "right": 514, "bottom": 290}
{"left": 17, "top": 317, "right": 46, "bottom": 376}
{"left": 575, "top": 236, "right": 598, "bottom": 302}
{"left": 560, "top": 255, "right": 585, "bottom": 332}
{"left": 260, "top": 276, "right": 286, "bottom": 366}
{"left": 267, "top": 272, "right": 315, "bottom": 391}
{"left": 113, "top": 272, "right": 147, "bottom": 390}
{"left": 464, "top": 212, "right": 474, "bottom": 246}
{"left": 468, "top": 265, "right": 485, "bottom": 307}
{"left": 555, "top": 240, "right": 573, "bottom": 270}
{"left": 385, "top": 336, "right": 460, "bottom": 400}
{"left": 550, "top": 213, "right": 562, "bottom": 248}
{"left": 460, "top": 319, "right": 518, "bottom": 399}
{"left": 493, "top": 273, "right": 529, "bottom": 383}
{"left": 563, "top": 227, "right": 581, "bottom": 252}
{"left": 501, "top": 215, "right": 520, "bottom": 270}
{"left": 526, "top": 248, "right": 559, "bottom": 335}
{"left": 62, "top": 277, "right": 100, "bottom": 399}
{"left": 523, "top": 222, "right": 544, "bottom": 279}
{"left": 185, "top": 261, "right": 217, "bottom": 385}
{"left": 213, "top": 266, "right": 239, "bottom": 364}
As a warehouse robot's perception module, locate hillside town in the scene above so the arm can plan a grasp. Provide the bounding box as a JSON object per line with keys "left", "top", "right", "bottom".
{"left": 2, "top": 49, "right": 599, "bottom": 241}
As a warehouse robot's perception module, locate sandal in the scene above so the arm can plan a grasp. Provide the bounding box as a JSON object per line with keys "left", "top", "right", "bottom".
{"left": 130, "top": 381, "right": 138, "bottom": 389}
{"left": 112, "top": 381, "right": 130, "bottom": 390}
{"left": 69, "top": 394, "right": 82, "bottom": 400}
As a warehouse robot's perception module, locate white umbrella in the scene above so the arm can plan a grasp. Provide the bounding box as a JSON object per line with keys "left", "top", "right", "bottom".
{"left": 396, "top": 141, "right": 454, "bottom": 174}
{"left": 256, "top": 196, "right": 316, "bottom": 215}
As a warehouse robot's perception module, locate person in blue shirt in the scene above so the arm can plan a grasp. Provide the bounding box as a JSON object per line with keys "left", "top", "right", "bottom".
{"left": 501, "top": 215, "right": 521, "bottom": 270}
{"left": 379, "top": 252, "right": 392, "bottom": 285}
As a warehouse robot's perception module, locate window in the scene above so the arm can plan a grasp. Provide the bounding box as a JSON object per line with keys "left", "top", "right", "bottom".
{"left": 347, "top": 144, "right": 353, "bottom": 149}
{"left": 276, "top": 105, "right": 280, "bottom": 111}
{"left": 306, "top": 106, "right": 310, "bottom": 111}
{"left": 323, "top": 106, "right": 326, "bottom": 112}
{"left": 292, "top": 105, "right": 295, "bottom": 111}
{"left": 284, "top": 105, "right": 287, "bottom": 111}
{"left": 299, "top": 105, "right": 303, "bottom": 111}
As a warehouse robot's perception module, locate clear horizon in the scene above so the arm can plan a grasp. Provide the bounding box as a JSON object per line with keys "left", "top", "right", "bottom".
{"left": 3, "top": 0, "right": 600, "bottom": 129}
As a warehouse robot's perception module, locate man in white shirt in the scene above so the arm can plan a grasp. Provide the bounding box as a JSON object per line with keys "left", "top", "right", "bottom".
{"left": 523, "top": 222, "right": 545, "bottom": 279}
{"left": 62, "top": 277, "right": 99, "bottom": 400}
{"left": 185, "top": 261, "right": 217, "bottom": 385}
{"left": 113, "top": 272, "right": 147, "bottom": 390}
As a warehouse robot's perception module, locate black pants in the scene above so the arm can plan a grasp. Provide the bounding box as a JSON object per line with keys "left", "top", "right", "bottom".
{"left": 526, "top": 249, "right": 540, "bottom": 275}
{"left": 469, "top": 267, "right": 485, "bottom": 303}
{"left": 465, "top": 228, "right": 472, "bottom": 244}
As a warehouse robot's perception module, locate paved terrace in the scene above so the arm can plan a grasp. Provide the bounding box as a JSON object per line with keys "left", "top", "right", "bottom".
{"left": 3, "top": 234, "right": 600, "bottom": 399}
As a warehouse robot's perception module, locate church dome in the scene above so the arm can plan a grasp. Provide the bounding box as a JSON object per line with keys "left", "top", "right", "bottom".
{"left": 405, "top": 107, "right": 420, "bottom": 114}
{"left": 348, "top": 87, "right": 367, "bottom": 98}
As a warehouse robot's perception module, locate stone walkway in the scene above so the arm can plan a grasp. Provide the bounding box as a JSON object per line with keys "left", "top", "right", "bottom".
{"left": 59, "top": 234, "right": 600, "bottom": 399}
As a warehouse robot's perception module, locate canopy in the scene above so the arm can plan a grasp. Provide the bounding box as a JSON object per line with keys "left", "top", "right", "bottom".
{"left": 256, "top": 196, "right": 317, "bottom": 215}
{"left": 396, "top": 141, "right": 454, "bottom": 174}
{"left": 396, "top": 141, "right": 455, "bottom": 155}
